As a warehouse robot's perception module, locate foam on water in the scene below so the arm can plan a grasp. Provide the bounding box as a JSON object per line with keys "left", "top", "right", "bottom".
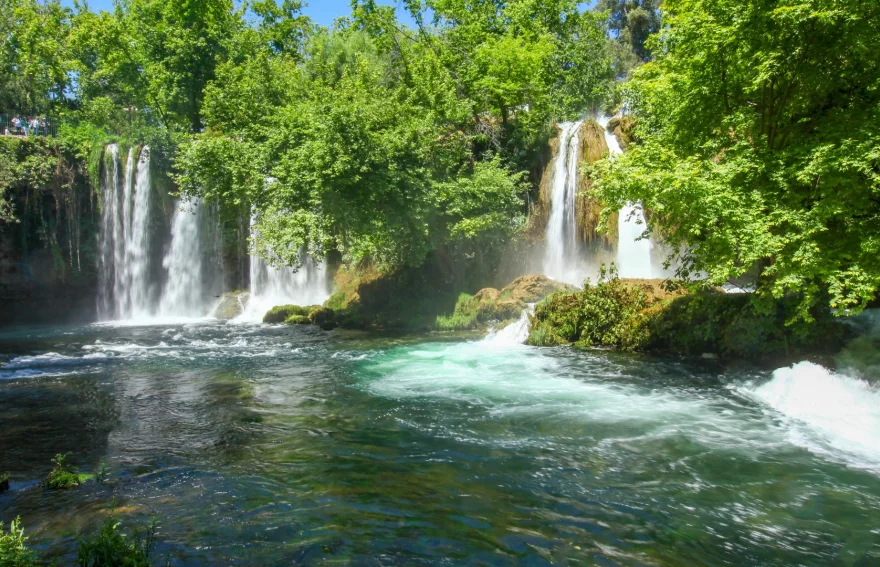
{"left": 482, "top": 308, "right": 532, "bottom": 346}
{"left": 742, "top": 361, "right": 880, "bottom": 472}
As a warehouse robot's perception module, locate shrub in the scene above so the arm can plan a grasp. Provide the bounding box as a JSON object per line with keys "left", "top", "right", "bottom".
{"left": 77, "top": 518, "right": 156, "bottom": 567}
{"left": 46, "top": 454, "right": 93, "bottom": 490}
{"left": 434, "top": 292, "right": 524, "bottom": 331}
{"left": 0, "top": 517, "right": 38, "bottom": 567}
{"left": 262, "top": 305, "right": 308, "bottom": 323}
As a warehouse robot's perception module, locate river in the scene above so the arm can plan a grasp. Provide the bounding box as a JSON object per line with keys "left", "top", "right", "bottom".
{"left": 1, "top": 320, "right": 879, "bottom": 565}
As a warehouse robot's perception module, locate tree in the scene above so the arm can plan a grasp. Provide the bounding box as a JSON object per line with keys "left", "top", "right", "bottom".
{"left": 593, "top": 0, "right": 880, "bottom": 317}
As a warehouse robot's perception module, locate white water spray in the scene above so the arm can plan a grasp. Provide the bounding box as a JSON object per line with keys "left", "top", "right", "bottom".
{"left": 542, "top": 121, "right": 584, "bottom": 285}
{"left": 744, "top": 361, "right": 880, "bottom": 472}
{"left": 483, "top": 308, "right": 533, "bottom": 346}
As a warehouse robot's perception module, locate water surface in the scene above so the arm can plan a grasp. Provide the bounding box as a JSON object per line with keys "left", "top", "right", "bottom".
{"left": 1, "top": 321, "right": 879, "bottom": 565}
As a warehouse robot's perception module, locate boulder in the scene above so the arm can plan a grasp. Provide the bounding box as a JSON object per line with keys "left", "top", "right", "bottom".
{"left": 500, "top": 275, "right": 573, "bottom": 304}
{"left": 263, "top": 305, "right": 309, "bottom": 324}
{"left": 213, "top": 292, "right": 249, "bottom": 320}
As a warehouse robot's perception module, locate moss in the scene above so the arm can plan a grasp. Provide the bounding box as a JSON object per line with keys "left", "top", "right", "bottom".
{"left": 435, "top": 292, "right": 525, "bottom": 331}
{"left": 46, "top": 453, "right": 93, "bottom": 490}
{"left": 262, "top": 304, "right": 309, "bottom": 323}
{"left": 284, "top": 314, "right": 311, "bottom": 325}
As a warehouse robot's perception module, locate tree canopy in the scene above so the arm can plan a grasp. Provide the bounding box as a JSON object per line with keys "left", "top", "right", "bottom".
{"left": 593, "top": 0, "right": 880, "bottom": 316}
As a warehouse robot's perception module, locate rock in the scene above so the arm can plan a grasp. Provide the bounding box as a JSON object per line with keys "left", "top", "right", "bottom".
{"left": 474, "top": 288, "right": 500, "bottom": 302}
{"left": 308, "top": 307, "right": 336, "bottom": 330}
{"left": 501, "top": 275, "right": 574, "bottom": 303}
{"left": 263, "top": 305, "right": 309, "bottom": 324}
{"left": 213, "top": 292, "right": 249, "bottom": 320}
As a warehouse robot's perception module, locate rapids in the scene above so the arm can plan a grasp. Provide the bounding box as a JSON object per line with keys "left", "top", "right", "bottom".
{"left": 1, "top": 320, "right": 879, "bottom": 565}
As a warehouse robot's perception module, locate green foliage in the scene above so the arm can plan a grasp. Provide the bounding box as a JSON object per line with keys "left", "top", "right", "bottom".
{"left": 46, "top": 453, "right": 93, "bottom": 489}
{"left": 284, "top": 314, "right": 311, "bottom": 325}
{"left": 528, "top": 267, "right": 651, "bottom": 349}
{"left": 262, "top": 304, "right": 308, "bottom": 323}
{"left": 593, "top": 0, "right": 880, "bottom": 318}
{"left": 528, "top": 269, "right": 847, "bottom": 360}
{"left": 76, "top": 518, "right": 157, "bottom": 567}
{"left": 0, "top": 517, "right": 39, "bottom": 567}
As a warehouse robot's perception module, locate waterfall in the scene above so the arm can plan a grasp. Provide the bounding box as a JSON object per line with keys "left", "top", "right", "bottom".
{"left": 542, "top": 121, "right": 584, "bottom": 285}
{"left": 234, "top": 217, "right": 330, "bottom": 322}
{"left": 98, "top": 145, "right": 155, "bottom": 320}
{"left": 97, "top": 144, "right": 223, "bottom": 322}
{"left": 159, "top": 199, "right": 220, "bottom": 318}
{"left": 597, "top": 116, "right": 656, "bottom": 279}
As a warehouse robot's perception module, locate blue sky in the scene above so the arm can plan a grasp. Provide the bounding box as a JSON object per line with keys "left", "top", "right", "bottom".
{"left": 67, "top": 0, "right": 417, "bottom": 27}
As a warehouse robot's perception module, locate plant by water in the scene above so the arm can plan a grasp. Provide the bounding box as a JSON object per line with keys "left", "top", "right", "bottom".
{"left": 46, "top": 453, "right": 93, "bottom": 490}
{"left": 76, "top": 518, "right": 158, "bottom": 567}
{"left": 0, "top": 517, "right": 39, "bottom": 567}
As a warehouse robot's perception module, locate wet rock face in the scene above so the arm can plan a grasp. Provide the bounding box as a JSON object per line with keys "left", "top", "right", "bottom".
{"left": 499, "top": 275, "right": 574, "bottom": 304}
{"left": 213, "top": 292, "right": 250, "bottom": 320}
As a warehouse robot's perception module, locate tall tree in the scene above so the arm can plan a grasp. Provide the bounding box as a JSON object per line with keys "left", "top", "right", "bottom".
{"left": 593, "top": 0, "right": 880, "bottom": 317}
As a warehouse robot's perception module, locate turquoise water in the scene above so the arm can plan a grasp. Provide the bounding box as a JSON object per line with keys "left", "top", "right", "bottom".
{"left": 1, "top": 321, "right": 879, "bottom": 565}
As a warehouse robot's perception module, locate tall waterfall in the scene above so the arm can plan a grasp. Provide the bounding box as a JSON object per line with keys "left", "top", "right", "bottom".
{"left": 98, "top": 145, "right": 155, "bottom": 320}
{"left": 97, "top": 145, "right": 222, "bottom": 322}
{"left": 542, "top": 121, "right": 584, "bottom": 285}
{"left": 159, "top": 199, "right": 221, "bottom": 318}
{"left": 597, "top": 116, "right": 656, "bottom": 279}
{"left": 234, "top": 218, "right": 331, "bottom": 322}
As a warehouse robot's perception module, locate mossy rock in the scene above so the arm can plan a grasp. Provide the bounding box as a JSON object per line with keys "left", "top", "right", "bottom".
{"left": 501, "top": 275, "right": 574, "bottom": 304}
{"left": 285, "top": 315, "right": 311, "bottom": 325}
{"left": 308, "top": 307, "right": 336, "bottom": 330}
{"left": 263, "top": 305, "right": 309, "bottom": 323}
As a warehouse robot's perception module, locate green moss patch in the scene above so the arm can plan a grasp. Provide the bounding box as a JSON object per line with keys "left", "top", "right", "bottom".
{"left": 263, "top": 305, "right": 310, "bottom": 323}
{"left": 46, "top": 453, "right": 93, "bottom": 490}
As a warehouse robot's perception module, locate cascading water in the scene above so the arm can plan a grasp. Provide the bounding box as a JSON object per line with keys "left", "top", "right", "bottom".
{"left": 159, "top": 199, "right": 221, "bottom": 318}
{"left": 98, "top": 145, "right": 223, "bottom": 322}
{"left": 542, "top": 121, "right": 584, "bottom": 285}
{"left": 98, "top": 145, "right": 155, "bottom": 320}
{"left": 234, "top": 217, "right": 331, "bottom": 322}
{"left": 597, "top": 115, "right": 656, "bottom": 278}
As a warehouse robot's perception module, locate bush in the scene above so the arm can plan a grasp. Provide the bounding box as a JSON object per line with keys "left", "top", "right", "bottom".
{"left": 46, "top": 453, "right": 93, "bottom": 490}
{"left": 262, "top": 305, "right": 308, "bottom": 323}
{"left": 77, "top": 518, "right": 156, "bottom": 567}
{"left": 0, "top": 517, "right": 39, "bottom": 567}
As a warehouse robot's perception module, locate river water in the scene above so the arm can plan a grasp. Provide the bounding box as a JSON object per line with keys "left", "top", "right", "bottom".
{"left": 1, "top": 321, "right": 879, "bottom": 565}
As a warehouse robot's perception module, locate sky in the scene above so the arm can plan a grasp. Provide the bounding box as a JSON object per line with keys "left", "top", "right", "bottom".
{"left": 66, "top": 0, "right": 417, "bottom": 27}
